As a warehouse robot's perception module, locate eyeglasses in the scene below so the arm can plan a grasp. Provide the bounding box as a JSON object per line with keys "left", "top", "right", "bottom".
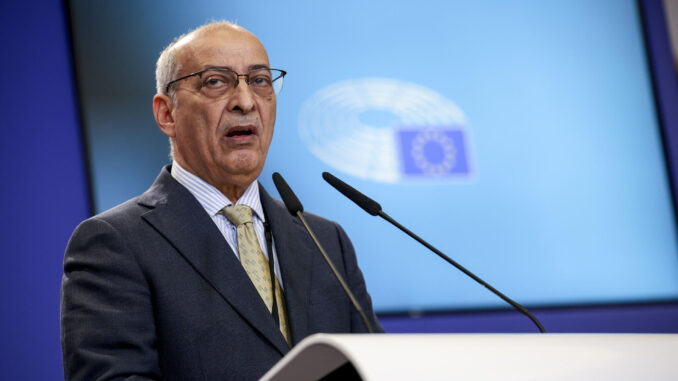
{"left": 165, "top": 67, "right": 287, "bottom": 98}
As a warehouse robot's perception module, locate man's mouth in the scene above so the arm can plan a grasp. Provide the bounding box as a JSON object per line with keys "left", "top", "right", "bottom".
{"left": 225, "top": 125, "right": 257, "bottom": 138}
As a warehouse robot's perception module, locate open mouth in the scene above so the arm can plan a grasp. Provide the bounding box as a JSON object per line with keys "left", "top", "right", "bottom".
{"left": 225, "top": 125, "right": 256, "bottom": 138}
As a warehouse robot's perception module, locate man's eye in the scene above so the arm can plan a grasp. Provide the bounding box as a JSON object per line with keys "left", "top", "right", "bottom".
{"left": 204, "top": 76, "right": 229, "bottom": 88}
{"left": 250, "top": 76, "right": 272, "bottom": 87}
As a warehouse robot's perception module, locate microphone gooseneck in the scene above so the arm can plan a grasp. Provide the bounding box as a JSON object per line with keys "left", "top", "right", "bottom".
{"left": 322, "top": 171, "right": 546, "bottom": 334}
{"left": 272, "top": 172, "right": 374, "bottom": 334}
{"left": 322, "top": 172, "right": 382, "bottom": 216}
{"left": 272, "top": 172, "right": 304, "bottom": 214}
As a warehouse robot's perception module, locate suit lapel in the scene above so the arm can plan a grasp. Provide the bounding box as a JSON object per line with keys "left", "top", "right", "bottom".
{"left": 138, "top": 167, "right": 290, "bottom": 356}
{"left": 259, "top": 186, "right": 314, "bottom": 345}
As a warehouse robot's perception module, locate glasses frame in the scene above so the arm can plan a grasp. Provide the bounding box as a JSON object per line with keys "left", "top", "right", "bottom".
{"left": 164, "top": 67, "right": 287, "bottom": 96}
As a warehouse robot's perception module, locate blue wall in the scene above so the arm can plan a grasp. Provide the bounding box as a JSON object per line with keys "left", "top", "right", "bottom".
{"left": 0, "top": 1, "right": 676, "bottom": 379}
{"left": 0, "top": 1, "right": 89, "bottom": 378}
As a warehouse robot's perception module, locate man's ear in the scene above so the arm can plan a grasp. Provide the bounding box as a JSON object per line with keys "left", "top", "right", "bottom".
{"left": 153, "top": 94, "right": 176, "bottom": 138}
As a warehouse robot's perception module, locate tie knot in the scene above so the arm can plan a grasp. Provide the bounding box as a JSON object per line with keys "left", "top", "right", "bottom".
{"left": 221, "top": 205, "right": 253, "bottom": 226}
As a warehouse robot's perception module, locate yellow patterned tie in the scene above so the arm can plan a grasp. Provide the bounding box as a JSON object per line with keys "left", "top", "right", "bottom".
{"left": 221, "top": 205, "right": 291, "bottom": 345}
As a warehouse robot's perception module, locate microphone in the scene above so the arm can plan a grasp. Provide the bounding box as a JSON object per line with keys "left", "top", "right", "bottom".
{"left": 322, "top": 171, "right": 546, "bottom": 333}
{"left": 272, "top": 172, "right": 375, "bottom": 334}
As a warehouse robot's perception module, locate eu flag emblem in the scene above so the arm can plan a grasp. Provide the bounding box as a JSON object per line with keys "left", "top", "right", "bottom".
{"left": 398, "top": 128, "right": 470, "bottom": 178}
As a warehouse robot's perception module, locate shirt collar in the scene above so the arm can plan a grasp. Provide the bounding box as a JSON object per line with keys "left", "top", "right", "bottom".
{"left": 170, "top": 161, "right": 265, "bottom": 222}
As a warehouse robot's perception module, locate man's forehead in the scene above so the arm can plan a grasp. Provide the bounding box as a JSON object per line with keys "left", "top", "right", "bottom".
{"left": 175, "top": 27, "right": 269, "bottom": 69}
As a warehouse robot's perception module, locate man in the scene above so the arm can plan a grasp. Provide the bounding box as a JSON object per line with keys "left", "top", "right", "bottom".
{"left": 61, "top": 21, "right": 381, "bottom": 381}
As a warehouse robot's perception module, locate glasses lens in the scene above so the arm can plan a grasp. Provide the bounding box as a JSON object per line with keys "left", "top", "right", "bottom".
{"left": 248, "top": 69, "right": 286, "bottom": 96}
{"left": 199, "top": 69, "right": 238, "bottom": 98}
{"left": 247, "top": 69, "right": 274, "bottom": 97}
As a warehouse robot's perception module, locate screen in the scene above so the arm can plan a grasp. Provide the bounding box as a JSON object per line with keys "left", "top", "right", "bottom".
{"left": 70, "top": 0, "right": 678, "bottom": 312}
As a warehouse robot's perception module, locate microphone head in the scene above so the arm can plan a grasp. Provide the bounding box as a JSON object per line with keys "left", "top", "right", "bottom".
{"left": 322, "top": 172, "right": 382, "bottom": 216}
{"left": 272, "top": 172, "right": 304, "bottom": 215}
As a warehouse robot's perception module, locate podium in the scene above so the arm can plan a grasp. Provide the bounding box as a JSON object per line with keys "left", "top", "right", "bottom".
{"left": 261, "top": 333, "right": 678, "bottom": 381}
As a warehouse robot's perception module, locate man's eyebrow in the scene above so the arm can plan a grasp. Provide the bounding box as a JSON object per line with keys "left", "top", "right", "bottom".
{"left": 199, "top": 64, "right": 272, "bottom": 72}
{"left": 200, "top": 65, "right": 233, "bottom": 71}
{"left": 249, "top": 64, "right": 272, "bottom": 71}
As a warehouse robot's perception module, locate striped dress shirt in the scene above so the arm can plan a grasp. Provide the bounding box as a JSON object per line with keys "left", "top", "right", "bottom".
{"left": 170, "top": 162, "right": 283, "bottom": 284}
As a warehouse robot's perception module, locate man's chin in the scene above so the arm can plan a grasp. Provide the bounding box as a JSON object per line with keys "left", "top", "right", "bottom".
{"left": 221, "top": 149, "right": 258, "bottom": 166}
{"left": 219, "top": 159, "right": 264, "bottom": 181}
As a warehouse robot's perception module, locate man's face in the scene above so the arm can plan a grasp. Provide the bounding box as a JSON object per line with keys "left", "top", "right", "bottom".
{"left": 167, "top": 27, "right": 276, "bottom": 192}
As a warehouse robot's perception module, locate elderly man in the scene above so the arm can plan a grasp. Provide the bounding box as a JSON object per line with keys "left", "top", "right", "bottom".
{"left": 61, "top": 21, "right": 381, "bottom": 381}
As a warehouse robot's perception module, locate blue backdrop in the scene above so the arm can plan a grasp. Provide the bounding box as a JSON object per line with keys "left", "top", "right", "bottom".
{"left": 70, "top": 0, "right": 678, "bottom": 312}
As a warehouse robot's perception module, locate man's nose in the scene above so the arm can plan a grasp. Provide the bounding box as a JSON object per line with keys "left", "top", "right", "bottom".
{"left": 228, "top": 78, "right": 256, "bottom": 113}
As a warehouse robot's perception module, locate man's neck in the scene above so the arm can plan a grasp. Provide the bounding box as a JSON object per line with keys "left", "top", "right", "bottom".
{"left": 220, "top": 184, "right": 248, "bottom": 205}
{"left": 172, "top": 160, "right": 254, "bottom": 204}
{"left": 170, "top": 161, "right": 258, "bottom": 206}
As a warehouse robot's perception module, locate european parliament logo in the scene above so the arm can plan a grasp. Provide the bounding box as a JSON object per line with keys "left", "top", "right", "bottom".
{"left": 399, "top": 128, "right": 468, "bottom": 177}
{"left": 298, "top": 78, "right": 472, "bottom": 183}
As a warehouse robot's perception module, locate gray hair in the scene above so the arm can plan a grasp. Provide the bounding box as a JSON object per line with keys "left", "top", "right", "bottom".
{"left": 155, "top": 20, "right": 241, "bottom": 101}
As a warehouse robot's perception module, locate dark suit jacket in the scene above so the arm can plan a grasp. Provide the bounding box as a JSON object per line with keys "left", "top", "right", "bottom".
{"left": 61, "top": 166, "right": 381, "bottom": 381}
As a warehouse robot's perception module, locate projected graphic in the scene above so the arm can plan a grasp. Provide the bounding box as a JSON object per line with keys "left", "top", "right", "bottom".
{"left": 399, "top": 129, "right": 469, "bottom": 177}
{"left": 70, "top": 0, "right": 678, "bottom": 312}
{"left": 298, "top": 78, "right": 472, "bottom": 183}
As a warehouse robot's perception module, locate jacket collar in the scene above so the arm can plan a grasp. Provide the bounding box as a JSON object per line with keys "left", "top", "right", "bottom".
{"left": 138, "top": 166, "right": 298, "bottom": 355}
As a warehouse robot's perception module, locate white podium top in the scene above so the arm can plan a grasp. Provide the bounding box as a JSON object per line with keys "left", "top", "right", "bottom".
{"left": 261, "top": 333, "right": 678, "bottom": 381}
